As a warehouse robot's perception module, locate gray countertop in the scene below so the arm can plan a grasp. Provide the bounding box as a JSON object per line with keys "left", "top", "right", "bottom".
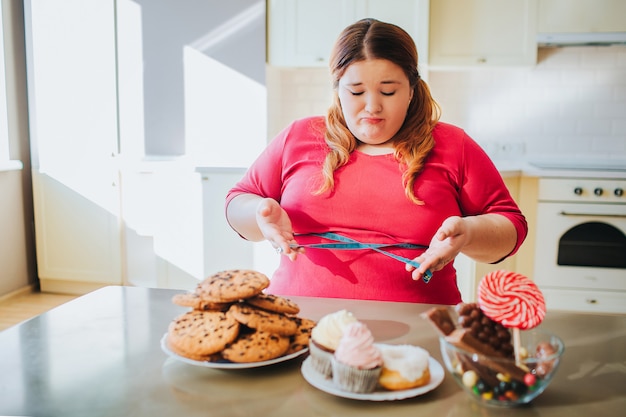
{"left": 493, "top": 159, "right": 626, "bottom": 179}
{"left": 1, "top": 286, "right": 624, "bottom": 417}
{"left": 195, "top": 159, "right": 626, "bottom": 179}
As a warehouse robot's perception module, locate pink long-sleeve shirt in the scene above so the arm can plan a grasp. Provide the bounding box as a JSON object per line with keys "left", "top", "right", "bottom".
{"left": 226, "top": 116, "right": 527, "bottom": 304}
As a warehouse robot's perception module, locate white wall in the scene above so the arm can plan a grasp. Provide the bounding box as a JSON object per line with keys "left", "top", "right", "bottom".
{"left": 128, "top": 0, "right": 266, "bottom": 156}
{"left": 267, "top": 46, "right": 626, "bottom": 163}
{"left": 429, "top": 46, "right": 626, "bottom": 162}
{"left": 0, "top": 0, "right": 36, "bottom": 297}
{"left": 0, "top": 170, "right": 32, "bottom": 296}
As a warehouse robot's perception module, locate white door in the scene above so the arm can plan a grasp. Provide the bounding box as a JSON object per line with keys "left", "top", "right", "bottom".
{"left": 25, "top": 0, "right": 122, "bottom": 291}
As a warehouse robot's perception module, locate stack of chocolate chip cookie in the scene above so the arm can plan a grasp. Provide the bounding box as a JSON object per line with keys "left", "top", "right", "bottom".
{"left": 166, "top": 269, "right": 316, "bottom": 363}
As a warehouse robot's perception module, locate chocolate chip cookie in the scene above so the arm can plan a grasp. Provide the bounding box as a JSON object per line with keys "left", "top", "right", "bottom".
{"left": 245, "top": 293, "right": 300, "bottom": 315}
{"left": 228, "top": 303, "right": 298, "bottom": 336}
{"left": 286, "top": 317, "right": 316, "bottom": 354}
{"left": 195, "top": 270, "right": 270, "bottom": 302}
{"left": 171, "top": 292, "right": 232, "bottom": 312}
{"left": 221, "top": 330, "right": 290, "bottom": 363}
{"left": 167, "top": 310, "right": 240, "bottom": 360}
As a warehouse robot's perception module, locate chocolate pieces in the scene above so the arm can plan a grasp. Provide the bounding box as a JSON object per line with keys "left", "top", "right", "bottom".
{"left": 445, "top": 329, "right": 527, "bottom": 382}
{"left": 421, "top": 306, "right": 456, "bottom": 336}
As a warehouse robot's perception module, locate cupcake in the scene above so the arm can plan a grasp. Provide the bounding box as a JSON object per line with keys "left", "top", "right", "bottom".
{"left": 309, "top": 310, "right": 358, "bottom": 376}
{"left": 332, "top": 322, "right": 383, "bottom": 393}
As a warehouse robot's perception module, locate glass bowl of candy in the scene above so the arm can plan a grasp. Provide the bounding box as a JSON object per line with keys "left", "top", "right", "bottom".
{"left": 439, "top": 329, "right": 564, "bottom": 407}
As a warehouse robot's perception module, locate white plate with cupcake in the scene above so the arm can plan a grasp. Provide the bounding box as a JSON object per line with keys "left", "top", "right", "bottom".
{"left": 303, "top": 313, "right": 444, "bottom": 401}
{"left": 301, "top": 355, "right": 444, "bottom": 401}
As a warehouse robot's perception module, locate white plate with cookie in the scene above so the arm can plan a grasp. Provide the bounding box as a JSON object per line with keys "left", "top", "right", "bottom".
{"left": 300, "top": 356, "right": 444, "bottom": 401}
{"left": 160, "top": 333, "right": 309, "bottom": 369}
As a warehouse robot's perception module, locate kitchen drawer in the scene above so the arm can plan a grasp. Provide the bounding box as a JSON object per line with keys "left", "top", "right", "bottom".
{"left": 541, "top": 287, "right": 626, "bottom": 314}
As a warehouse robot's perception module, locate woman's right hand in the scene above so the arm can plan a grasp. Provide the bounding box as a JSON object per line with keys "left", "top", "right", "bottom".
{"left": 255, "top": 198, "right": 302, "bottom": 260}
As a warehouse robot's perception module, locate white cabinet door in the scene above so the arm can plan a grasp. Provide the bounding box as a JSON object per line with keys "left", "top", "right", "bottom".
{"left": 354, "top": 0, "right": 430, "bottom": 64}
{"left": 268, "top": 0, "right": 429, "bottom": 67}
{"left": 199, "top": 169, "right": 255, "bottom": 275}
{"left": 429, "top": 0, "right": 538, "bottom": 67}
{"left": 32, "top": 171, "right": 122, "bottom": 293}
{"left": 25, "top": 0, "right": 122, "bottom": 292}
{"left": 268, "top": 0, "right": 352, "bottom": 67}
{"left": 149, "top": 168, "right": 255, "bottom": 290}
{"left": 538, "top": 0, "right": 626, "bottom": 33}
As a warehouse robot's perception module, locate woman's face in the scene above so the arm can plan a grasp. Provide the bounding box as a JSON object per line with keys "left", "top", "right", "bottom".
{"left": 338, "top": 58, "right": 413, "bottom": 146}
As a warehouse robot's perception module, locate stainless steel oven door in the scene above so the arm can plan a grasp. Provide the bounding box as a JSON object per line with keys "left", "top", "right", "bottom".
{"left": 533, "top": 202, "right": 626, "bottom": 291}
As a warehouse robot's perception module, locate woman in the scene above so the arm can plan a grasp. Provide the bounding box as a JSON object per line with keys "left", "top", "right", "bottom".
{"left": 225, "top": 18, "right": 527, "bottom": 304}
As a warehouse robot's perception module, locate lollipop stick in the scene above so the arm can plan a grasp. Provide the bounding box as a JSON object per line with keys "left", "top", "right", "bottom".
{"left": 513, "top": 328, "right": 521, "bottom": 365}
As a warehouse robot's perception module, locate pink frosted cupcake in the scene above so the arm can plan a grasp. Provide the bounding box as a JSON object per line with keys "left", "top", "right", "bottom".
{"left": 331, "top": 322, "right": 383, "bottom": 393}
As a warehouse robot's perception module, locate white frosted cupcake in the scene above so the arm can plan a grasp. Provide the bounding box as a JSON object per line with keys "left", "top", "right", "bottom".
{"left": 309, "top": 310, "right": 358, "bottom": 377}
{"left": 332, "top": 322, "right": 383, "bottom": 393}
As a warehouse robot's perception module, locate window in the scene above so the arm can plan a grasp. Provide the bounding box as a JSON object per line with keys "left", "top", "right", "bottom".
{"left": 0, "top": 3, "right": 11, "bottom": 164}
{"left": 0, "top": 3, "right": 22, "bottom": 171}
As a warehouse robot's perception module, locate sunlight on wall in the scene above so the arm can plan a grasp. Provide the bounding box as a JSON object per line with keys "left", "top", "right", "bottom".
{"left": 184, "top": 47, "right": 266, "bottom": 168}
{"left": 147, "top": 12, "right": 267, "bottom": 279}
{"left": 28, "top": 0, "right": 120, "bottom": 216}
{"left": 152, "top": 169, "right": 205, "bottom": 279}
{"left": 116, "top": 0, "right": 145, "bottom": 161}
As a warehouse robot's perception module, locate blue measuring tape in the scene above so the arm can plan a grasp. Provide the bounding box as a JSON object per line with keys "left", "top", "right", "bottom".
{"left": 291, "top": 232, "right": 433, "bottom": 283}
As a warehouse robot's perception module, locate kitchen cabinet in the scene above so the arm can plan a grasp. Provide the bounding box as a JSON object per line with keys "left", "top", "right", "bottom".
{"left": 540, "top": 287, "right": 625, "bottom": 314}
{"left": 429, "top": 0, "right": 538, "bottom": 67}
{"left": 512, "top": 176, "right": 538, "bottom": 281}
{"left": 25, "top": 0, "right": 123, "bottom": 294}
{"left": 538, "top": 0, "right": 626, "bottom": 33}
{"left": 150, "top": 167, "right": 255, "bottom": 290}
{"left": 267, "top": 0, "right": 429, "bottom": 67}
{"left": 31, "top": 171, "right": 122, "bottom": 294}
{"left": 456, "top": 175, "right": 537, "bottom": 302}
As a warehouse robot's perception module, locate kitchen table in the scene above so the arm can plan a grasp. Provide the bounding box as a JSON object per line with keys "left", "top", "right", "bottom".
{"left": 0, "top": 286, "right": 624, "bottom": 417}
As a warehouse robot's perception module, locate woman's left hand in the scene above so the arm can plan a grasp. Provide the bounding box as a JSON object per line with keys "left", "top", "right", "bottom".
{"left": 406, "top": 216, "right": 468, "bottom": 281}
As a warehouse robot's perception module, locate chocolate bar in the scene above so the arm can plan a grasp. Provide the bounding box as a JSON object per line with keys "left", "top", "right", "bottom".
{"left": 421, "top": 306, "right": 456, "bottom": 336}
{"left": 445, "top": 328, "right": 527, "bottom": 382}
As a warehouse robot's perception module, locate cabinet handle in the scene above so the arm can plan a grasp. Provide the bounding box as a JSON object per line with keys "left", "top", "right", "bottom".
{"left": 559, "top": 211, "right": 626, "bottom": 219}
{"left": 585, "top": 298, "right": 598, "bottom": 304}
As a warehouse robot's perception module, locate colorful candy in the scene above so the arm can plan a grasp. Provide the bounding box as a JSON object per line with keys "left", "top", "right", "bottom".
{"left": 462, "top": 373, "right": 533, "bottom": 403}
{"left": 523, "top": 373, "right": 537, "bottom": 387}
{"left": 462, "top": 370, "right": 479, "bottom": 387}
{"left": 477, "top": 270, "right": 546, "bottom": 330}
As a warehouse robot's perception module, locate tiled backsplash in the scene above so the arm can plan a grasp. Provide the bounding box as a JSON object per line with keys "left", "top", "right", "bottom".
{"left": 267, "top": 46, "right": 626, "bottom": 163}
{"left": 266, "top": 66, "right": 333, "bottom": 138}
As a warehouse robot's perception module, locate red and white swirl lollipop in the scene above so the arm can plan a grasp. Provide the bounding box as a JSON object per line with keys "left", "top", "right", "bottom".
{"left": 478, "top": 270, "right": 546, "bottom": 330}
{"left": 478, "top": 270, "right": 546, "bottom": 365}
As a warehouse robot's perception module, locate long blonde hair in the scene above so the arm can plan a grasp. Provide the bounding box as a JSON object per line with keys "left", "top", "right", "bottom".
{"left": 317, "top": 18, "right": 441, "bottom": 204}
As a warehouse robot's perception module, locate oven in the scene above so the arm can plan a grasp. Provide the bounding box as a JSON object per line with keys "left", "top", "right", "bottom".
{"left": 533, "top": 177, "right": 626, "bottom": 313}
